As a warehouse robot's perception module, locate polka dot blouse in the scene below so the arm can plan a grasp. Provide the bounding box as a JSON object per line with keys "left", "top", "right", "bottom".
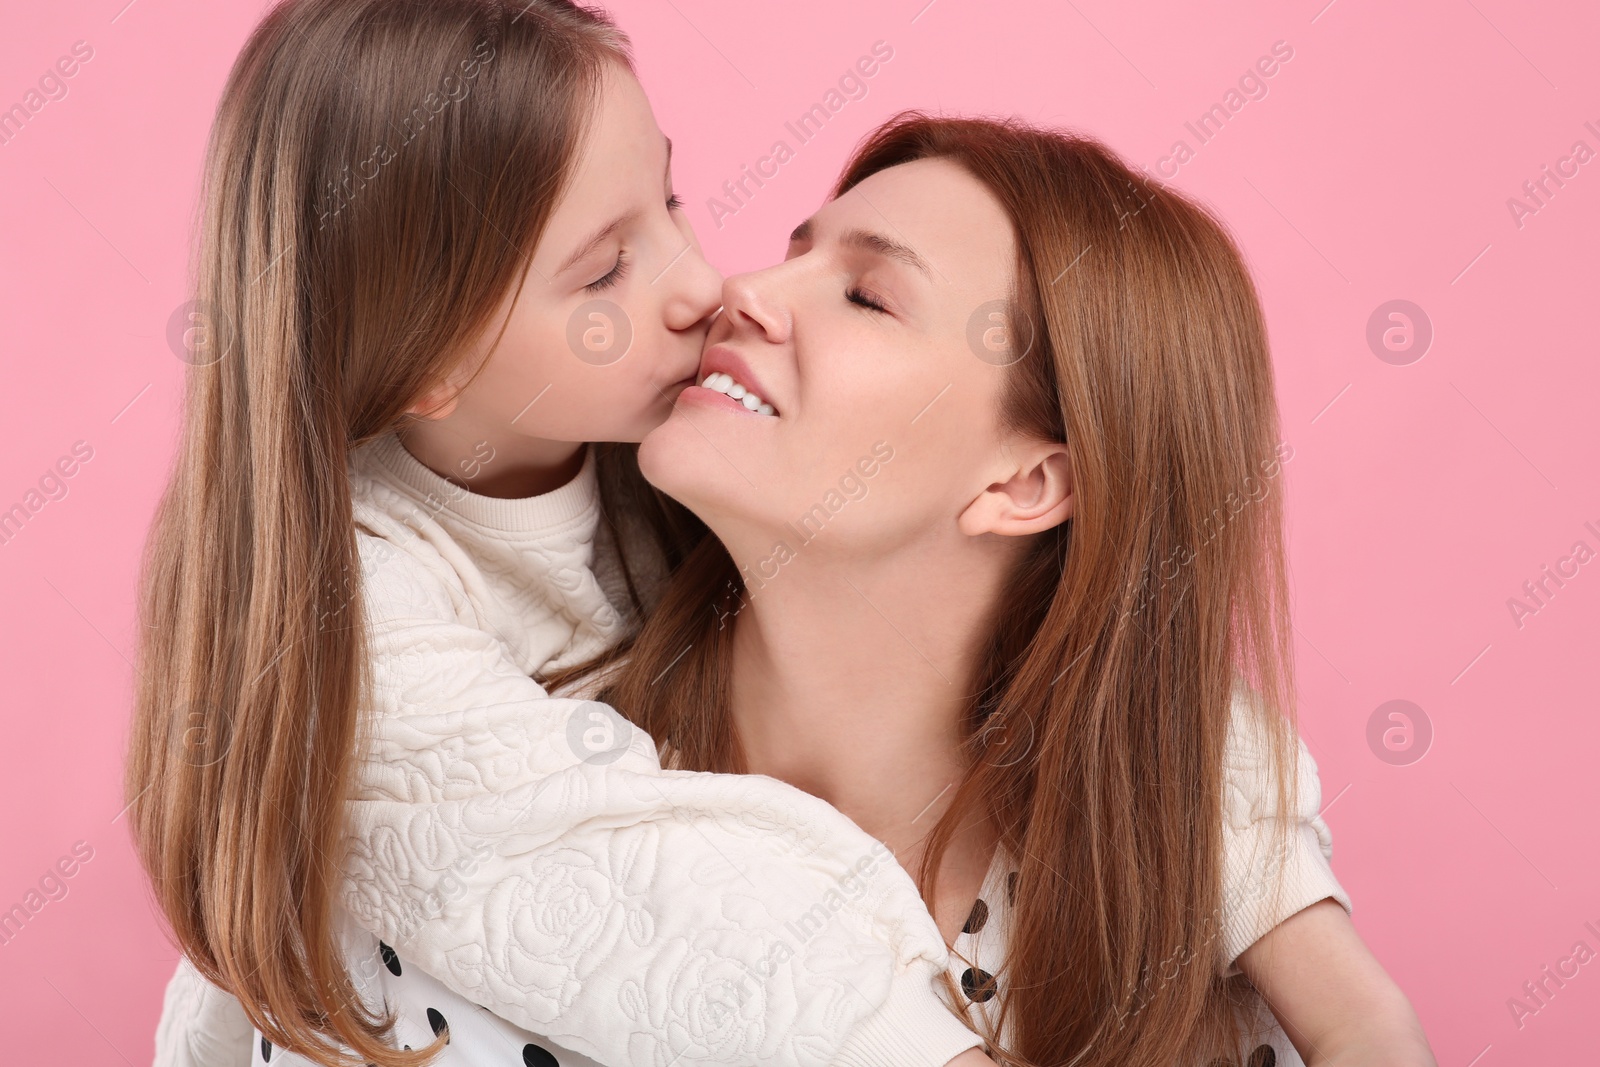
{"left": 254, "top": 846, "right": 1307, "bottom": 1067}
{"left": 948, "top": 849, "right": 1308, "bottom": 1066}
{"left": 251, "top": 923, "right": 602, "bottom": 1067}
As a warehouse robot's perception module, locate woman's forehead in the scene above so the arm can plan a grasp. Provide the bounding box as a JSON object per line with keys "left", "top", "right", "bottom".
{"left": 818, "top": 159, "right": 1016, "bottom": 296}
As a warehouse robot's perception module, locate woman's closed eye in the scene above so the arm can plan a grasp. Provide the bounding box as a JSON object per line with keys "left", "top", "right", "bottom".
{"left": 846, "top": 285, "right": 889, "bottom": 313}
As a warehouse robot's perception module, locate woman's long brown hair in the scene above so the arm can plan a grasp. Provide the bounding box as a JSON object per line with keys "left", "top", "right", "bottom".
{"left": 121, "top": 3, "right": 702, "bottom": 1065}
{"left": 584, "top": 113, "right": 1303, "bottom": 1066}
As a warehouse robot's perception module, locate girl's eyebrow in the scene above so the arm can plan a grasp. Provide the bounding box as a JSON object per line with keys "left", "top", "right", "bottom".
{"left": 557, "top": 136, "right": 674, "bottom": 277}
{"left": 556, "top": 213, "right": 636, "bottom": 276}
{"left": 788, "top": 217, "right": 932, "bottom": 278}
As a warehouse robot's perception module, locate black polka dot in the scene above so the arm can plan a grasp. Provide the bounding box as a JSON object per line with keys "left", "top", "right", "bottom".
{"left": 960, "top": 966, "right": 998, "bottom": 1003}
{"left": 379, "top": 941, "right": 402, "bottom": 976}
{"left": 523, "top": 1044, "right": 561, "bottom": 1067}
{"left": 1248, "top": 1045, "right": 1276, "bottom": 1067}
{"left": 962, "top": 898, "right": 989, "bottom": 935}
{"left": 1006, "top": 869, "right": 1018, "bottom": 907}
{"left": 260, "top": 1035, "right": 272, "bottom": 1061}
{"left": 426, "top": 1007, "right": 450, "bottom": 1043}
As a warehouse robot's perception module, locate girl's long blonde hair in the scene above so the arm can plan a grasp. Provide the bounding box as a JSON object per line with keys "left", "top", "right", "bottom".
{"left": 579, "top": 113, "right": 1303, "bottom": 1066}
{"left": 124, "top": 2, "right": 699, "bottom": 1064}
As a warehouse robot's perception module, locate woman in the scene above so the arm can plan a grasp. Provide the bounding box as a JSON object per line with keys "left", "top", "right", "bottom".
{"left": 295, "top": 112, "right": 1430, "bottom": 1066}
{"left": 137, "top": 0, "right": 1427, "bottom": 1059}
{"left": 579, "top": 112, "right": 1440, "bottom": 1066}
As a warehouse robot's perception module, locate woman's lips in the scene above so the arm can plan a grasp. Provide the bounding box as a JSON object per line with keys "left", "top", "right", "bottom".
{"left": 676, "top": 382, "right": 777, "bottom": 417}
{"left": 696, "top": 344, "right": 778, "bottom": 414}
{"left": 692, "top": 370, "right": 777, "bottom": 415}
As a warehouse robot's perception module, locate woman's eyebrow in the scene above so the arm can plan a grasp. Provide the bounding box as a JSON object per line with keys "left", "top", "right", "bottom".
{"left": 842, "top": 228, "right": 932, "bottom": 277}
{"left": 786, "top": 218, "right": 931, "bottom": 278}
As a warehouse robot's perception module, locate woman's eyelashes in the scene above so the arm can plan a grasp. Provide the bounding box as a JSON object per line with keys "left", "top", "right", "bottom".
{"left": 846, "top": 285, "right": 889, "bottom": 313}
{"left": 666, "top": 192, "right": 684, "bottom": 211}
{"left": 585, "top": 250, "right": 630, "bottom": 293}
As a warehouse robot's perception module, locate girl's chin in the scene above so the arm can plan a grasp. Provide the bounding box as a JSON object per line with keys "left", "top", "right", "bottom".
{"left": 583, "top": 388, "right": 694, "bottom": 447}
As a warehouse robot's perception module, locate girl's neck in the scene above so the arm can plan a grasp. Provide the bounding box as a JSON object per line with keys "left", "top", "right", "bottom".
{"left": 397, "top": 421, "right": 586, "bottom": 499}
{"left": 725, "top": 535, "right": 1010, "bottom": 932}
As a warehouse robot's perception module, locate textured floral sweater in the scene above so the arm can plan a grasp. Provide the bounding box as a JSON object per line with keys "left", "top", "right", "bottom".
{"left": 153, "top": 432, "right": 1350, "bottom": 1066}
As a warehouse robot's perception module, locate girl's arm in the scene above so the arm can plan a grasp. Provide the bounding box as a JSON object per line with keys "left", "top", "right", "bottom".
{"left": 157, "top": 531, "right": 985, "bottom": 1067}
{"left": 1237, "top": 899, "right": 1437, "bottom": 1067}
{"left": 153, "top": 956, "right": 253, "bottom": 1067}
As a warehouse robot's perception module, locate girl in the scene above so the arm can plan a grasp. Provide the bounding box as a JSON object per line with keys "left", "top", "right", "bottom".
{"left": 133, "top": 2, "right": 995, "bottom": 1066}
{"left": 165, "top": 101, "right": 1424, "bottom": 1067}
{"left": 584, "top": 112, "right": 1440, "bottom": 1066}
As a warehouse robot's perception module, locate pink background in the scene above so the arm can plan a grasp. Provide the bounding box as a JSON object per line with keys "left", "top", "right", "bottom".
{"left": 2, "top": 0, "right": 1596, "bottom": 1061}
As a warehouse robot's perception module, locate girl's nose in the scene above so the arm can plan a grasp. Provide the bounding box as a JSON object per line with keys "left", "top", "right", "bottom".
{"left": 661, "top": 236, "right": 724, "bottom": 332}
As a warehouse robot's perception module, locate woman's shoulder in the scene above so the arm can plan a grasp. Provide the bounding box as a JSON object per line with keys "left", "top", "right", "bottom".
{"left": 1221, "top": 677, "right": 1324, "bottom": 825}
{"left": 941, "top": 842, "right": 1018, "bottom": 1042}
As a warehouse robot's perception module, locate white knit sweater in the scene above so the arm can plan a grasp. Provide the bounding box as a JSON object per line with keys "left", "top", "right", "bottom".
{"left": 153, "top": 432, "right": 1350, "bottom": 1066}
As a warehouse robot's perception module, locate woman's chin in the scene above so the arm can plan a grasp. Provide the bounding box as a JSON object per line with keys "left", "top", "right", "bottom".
{"left": 638, "top": 420, "right": 779, "bottom": 534}
{"left": 636, "top": 418, "right": 719, "bottom": 503}
{"left": 634, "top": 425, "right": 675, "bottom": 488}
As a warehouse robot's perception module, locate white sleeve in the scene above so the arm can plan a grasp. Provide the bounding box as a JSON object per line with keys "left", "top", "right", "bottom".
{"left": 151, "top": 956, "right": 254, "bottom": 1067}
{"left": 340, "top": 535, "right": 982, "bottom": 1067}
{"left": 1218, "top": 681, "right": 1353, "bottom": 977}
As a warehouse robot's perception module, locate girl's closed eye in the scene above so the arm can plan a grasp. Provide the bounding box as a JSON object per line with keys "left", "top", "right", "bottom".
{"left": 587, "top": 194, "right": 679, "bottom": 293}
{"left": 586, "top": 250, "right": 629, "bottom": 292}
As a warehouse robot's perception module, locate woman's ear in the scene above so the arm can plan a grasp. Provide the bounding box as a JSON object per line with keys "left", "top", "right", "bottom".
{"left": 957, "top": 439, "right": 1073, "bottom": 538}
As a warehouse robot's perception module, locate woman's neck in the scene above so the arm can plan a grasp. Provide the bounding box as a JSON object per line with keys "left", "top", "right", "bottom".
{"left": 726, "top": 536, "right": 1011, "bottom": 933}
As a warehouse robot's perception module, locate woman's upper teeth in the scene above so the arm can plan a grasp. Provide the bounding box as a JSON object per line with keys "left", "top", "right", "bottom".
{"left": 699, "top": 371, "right": 776, "bottom": 416}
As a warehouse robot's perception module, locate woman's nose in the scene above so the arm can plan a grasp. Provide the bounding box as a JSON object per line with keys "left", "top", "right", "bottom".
{"left": 719, "top": 266, "right": 791, "bottom": 344}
